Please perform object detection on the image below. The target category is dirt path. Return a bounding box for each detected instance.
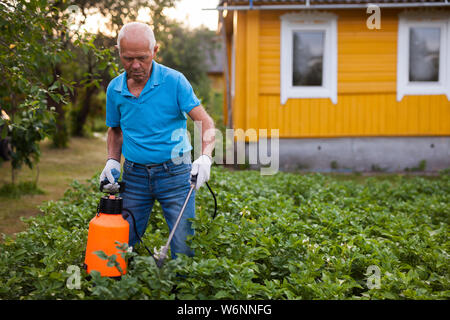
[0,135,108,238]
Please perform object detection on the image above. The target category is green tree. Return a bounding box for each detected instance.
[0,0,116,183]
[158,24,219,105]
[66,0,177,137]
[0,0,64,182]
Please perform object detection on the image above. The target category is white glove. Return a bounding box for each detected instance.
[100,159,121,192]
[190,155,212,190]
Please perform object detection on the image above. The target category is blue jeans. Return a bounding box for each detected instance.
[120,157,195,259]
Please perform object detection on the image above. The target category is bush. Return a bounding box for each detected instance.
[0,181,45,199]
[0,168,449,299]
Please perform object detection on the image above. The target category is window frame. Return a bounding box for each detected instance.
[280,12,338,105]
[397,12,450,101]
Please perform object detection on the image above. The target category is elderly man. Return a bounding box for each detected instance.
[100,22,215,259]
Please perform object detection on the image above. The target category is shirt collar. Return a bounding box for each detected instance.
[114,60,162,97]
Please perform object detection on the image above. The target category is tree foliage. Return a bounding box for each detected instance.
[0,0,63,176]
[0,0,218,183]
[0,0,118,179]
[158,23,219,106]
[65,0,178,137]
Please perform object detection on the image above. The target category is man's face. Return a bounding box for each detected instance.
[119,35,158,84]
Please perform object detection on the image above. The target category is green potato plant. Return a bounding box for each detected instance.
[0,168,448,300]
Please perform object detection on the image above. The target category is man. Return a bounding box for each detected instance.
[100,22,215,259]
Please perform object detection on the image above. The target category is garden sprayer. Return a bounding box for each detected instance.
[84,174,217,277]
[83,182,129,278]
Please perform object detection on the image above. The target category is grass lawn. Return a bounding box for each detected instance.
[0,134,109,237]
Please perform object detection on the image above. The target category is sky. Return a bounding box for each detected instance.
[164,0,220,31]
[80,0,220,35]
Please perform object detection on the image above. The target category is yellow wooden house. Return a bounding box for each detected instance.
[217,0,450,172]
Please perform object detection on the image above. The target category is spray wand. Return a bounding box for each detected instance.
[102,174,217,268]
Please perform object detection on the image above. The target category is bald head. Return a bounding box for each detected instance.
[117,22,159,84]
[117,22,156,54]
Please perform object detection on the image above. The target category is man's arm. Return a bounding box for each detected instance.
[188,105,215,159]
[107,126,123,162]
[188,105,215,190]
[99,126,123,187]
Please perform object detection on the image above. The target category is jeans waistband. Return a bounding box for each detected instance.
[125,153,191,169]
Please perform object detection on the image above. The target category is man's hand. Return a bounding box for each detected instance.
[187,106,214,191]
[100,159,121,192]
[191,155,212,190]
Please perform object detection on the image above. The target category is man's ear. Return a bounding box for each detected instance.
[152,44,159,57]
[114,44,120,54]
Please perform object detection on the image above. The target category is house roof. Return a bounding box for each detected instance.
[219,0,449,5]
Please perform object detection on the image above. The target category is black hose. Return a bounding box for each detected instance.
[122,207,153,256]
[121,180,217,258]
[205,181,218,219]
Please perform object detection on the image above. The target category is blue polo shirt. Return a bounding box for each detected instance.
[106,61,200,164]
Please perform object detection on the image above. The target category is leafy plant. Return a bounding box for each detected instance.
[0,0,120,181]
[0,168,448,300]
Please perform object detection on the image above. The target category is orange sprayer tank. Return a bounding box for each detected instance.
[84,194,129,277]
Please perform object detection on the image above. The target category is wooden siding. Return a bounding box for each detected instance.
[230,9,450,139]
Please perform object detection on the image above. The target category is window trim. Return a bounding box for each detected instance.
[397,11,450,101]
[280,12,338,105]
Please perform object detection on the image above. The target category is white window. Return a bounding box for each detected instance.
[280,12,338,105]
[397,12,450,101]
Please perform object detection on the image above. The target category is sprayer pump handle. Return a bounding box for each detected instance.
[190,174,197,186]
[100,181,126,194]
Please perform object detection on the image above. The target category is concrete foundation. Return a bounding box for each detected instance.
[236,137,450,173]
